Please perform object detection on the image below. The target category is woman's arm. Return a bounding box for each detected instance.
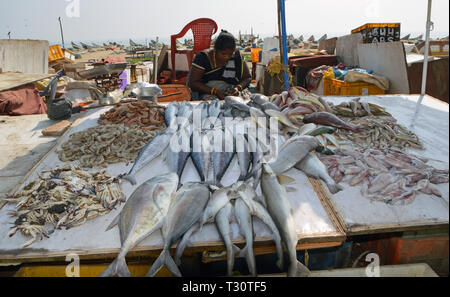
[187,66,227,99]
[230,62,252,95]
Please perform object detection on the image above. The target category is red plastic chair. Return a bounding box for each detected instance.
[171,18,218,82]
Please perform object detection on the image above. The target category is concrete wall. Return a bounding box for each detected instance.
[335,33,363,66]
[357,42,410,94]
[0,39,49,74]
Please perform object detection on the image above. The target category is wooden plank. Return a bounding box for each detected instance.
[0,231,345,265]
[0,73,54,92]
[308,177,347,234]
[346,220,449,236]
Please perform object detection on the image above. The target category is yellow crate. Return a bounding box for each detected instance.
[48,45,65,63]
[323,78,386,96]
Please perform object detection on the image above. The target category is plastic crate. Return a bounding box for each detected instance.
[351,23,401,43]
[48,45,64,63]
[323,78,386,96]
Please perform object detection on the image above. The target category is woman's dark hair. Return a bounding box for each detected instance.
[214,30,236,51]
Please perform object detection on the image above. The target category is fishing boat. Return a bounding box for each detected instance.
[71,42,82,50]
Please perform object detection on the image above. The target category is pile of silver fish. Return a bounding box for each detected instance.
[336,116,424,150]
[101,162,314,277]
[319,148,448,205]
[3,165,126,247]
[58,124,159,168]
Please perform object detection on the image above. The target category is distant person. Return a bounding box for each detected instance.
[187,30,251,100]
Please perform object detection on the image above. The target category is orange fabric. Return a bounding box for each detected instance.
[0,84,47,116]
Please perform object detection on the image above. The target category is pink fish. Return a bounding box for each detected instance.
[350,169,369,186]
[364,155,389,172]
[338,156,356,165]
[368,173,396,194]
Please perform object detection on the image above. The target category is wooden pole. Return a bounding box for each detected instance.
[58,17,65,49]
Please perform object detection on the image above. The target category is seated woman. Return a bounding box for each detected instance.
[187,30,252,100]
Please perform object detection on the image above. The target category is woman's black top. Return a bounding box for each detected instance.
[191,49,244,85]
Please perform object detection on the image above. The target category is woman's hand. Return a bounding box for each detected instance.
[230,87,240,96]
[216,89,227,100]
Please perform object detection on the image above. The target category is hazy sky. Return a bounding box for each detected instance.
[1,0,448,44]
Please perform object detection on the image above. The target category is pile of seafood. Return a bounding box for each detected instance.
[319,148,448,205]
[3,165,126,247]
[98,101,166,131]
[58,124,159,168]
[336,116,424,150]
[268,87,332,126]
[329,98,392,118]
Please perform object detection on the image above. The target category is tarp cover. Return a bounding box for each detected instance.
[0,84,47,116]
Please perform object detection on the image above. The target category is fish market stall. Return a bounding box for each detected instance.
[318,94,449,235]
[0,104,345,269]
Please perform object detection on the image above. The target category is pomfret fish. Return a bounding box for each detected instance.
[123,131,173,185]
[261,164,310,277]
[146,182,210,277]
[250,94,270,106]
[99,173,179,277]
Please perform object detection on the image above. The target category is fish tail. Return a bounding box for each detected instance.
[122,174,137,185]
[288,260,311,277]
[99,257,131,277]
[276,256,284,271]
[327,182,344,194]
[145,249,182,277]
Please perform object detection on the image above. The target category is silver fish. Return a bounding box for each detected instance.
[211,129,236,186]
[165,101,179,128]
[269,136,319,174]
[235,182,284,270]
[236,133,252,181]
[295,152,343,194]
[177,101,193,130]
[215,202,240,276]
[191,131,212,182]
[261,102,281,112]
[166,126,192,179]
[146,182,210,277]
[174,222,199,266]
[123,131,173,185]
[250,94,270,106]
[208,99,222,119]
[261,164,311,277]
[264,109,298,130]
[99,173,179,277]
[200,186,235,228]
[234,198,257,276]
